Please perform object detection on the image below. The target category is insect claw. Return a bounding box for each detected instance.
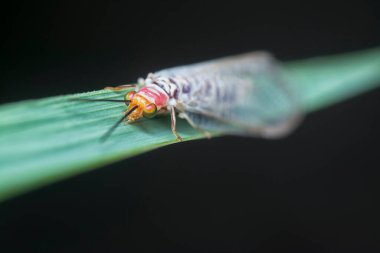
[176,135,183,142]
[202,131,212,139]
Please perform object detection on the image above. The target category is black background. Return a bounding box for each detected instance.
[1,0,380,252]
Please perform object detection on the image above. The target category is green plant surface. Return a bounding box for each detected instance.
[287,47,380,112]
[0,90,204,202]
[0,47,379,202]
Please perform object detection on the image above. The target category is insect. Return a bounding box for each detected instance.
[76,51,302,141]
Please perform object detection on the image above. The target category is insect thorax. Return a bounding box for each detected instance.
[144,73,178,99]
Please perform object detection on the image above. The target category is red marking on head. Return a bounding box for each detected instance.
[138,86,168,107]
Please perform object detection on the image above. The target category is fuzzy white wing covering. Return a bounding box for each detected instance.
[152,52,302,138]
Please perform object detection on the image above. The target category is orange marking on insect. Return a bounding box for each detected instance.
[125,94,152,121]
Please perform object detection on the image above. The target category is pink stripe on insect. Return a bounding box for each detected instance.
[138,86,168,108]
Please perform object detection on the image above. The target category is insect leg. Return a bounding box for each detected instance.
[169,106,183,141]
[178,112,212,139]
[104,84,137,91]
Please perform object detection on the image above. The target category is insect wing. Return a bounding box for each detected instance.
[157,52,302,138]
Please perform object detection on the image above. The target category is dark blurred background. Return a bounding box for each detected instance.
[0,0,379,252]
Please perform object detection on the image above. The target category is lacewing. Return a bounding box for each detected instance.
[75,52,302,141]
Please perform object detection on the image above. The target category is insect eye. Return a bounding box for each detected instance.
[125,91,136,101]
[143,103,157,118]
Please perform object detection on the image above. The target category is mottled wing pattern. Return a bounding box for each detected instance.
[154,52,302,138]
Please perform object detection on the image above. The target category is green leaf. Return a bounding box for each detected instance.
[0,47,379,202]
[0,90,204,202]
[286,47,380,112]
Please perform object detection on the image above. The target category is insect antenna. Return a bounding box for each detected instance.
[100,105,138,142]
[70,98,130,104]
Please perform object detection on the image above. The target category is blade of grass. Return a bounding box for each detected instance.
[0,90,204,202]
[0,47,379,202]
[286,47,380,112]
